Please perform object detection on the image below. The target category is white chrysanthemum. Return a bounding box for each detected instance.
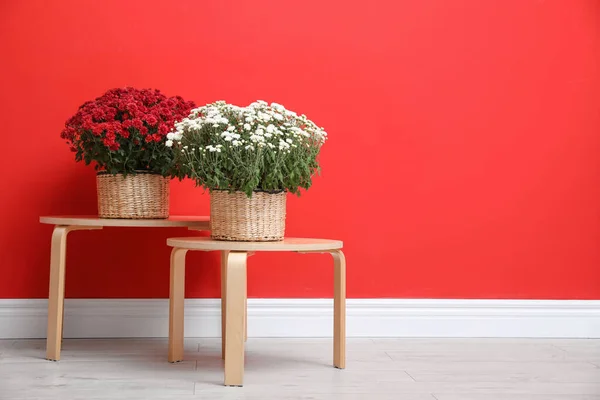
[165,140,173,147]
[258,112,271,121]
[278,139,291,150]
[174,100,326,191]
[249,100,267,108]
[271,102,285,111]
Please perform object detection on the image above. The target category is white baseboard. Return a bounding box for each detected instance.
[1,299,600,339]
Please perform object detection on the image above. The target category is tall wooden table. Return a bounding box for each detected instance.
[39,216,210,361]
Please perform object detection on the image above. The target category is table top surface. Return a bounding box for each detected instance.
[40,215,210,228]
[167,237,343,251]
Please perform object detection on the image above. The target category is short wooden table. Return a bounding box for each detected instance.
[166,237,346,386]
[40,216,210,361]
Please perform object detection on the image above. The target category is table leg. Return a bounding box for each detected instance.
[332,250,346,369]
[45,225,101,362]
[220,250,228,360]
[244,253,256,343]
[244,294,248,343]
[46,226,70,361]
[61,299,65,342]
[224,251,247,386]
[169,248,188,363]
[222,250,247,360]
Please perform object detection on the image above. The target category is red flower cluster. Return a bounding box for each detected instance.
[62,87,194,151]
[61,87,195,174]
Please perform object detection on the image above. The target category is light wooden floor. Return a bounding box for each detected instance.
[1,338,599,399]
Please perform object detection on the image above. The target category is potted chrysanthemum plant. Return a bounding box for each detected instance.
[168,100,327,241]
[61,87,195,218]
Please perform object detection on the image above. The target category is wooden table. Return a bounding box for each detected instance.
[39,216,210,361]
[166,237,346,386]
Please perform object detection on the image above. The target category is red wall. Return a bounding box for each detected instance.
[1,0,599,299]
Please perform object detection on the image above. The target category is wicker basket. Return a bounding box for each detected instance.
[210,190,286,241]
[96,172,169,219]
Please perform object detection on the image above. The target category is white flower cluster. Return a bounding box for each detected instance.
[165,100,327,155]
[165,127,182,148]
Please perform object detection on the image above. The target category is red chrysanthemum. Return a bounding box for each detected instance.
[60,87,195,175]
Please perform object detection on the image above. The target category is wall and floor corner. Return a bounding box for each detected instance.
[0,1,599,338]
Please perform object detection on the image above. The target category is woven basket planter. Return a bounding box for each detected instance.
[96,172,169,219]
[210,190,286,241]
